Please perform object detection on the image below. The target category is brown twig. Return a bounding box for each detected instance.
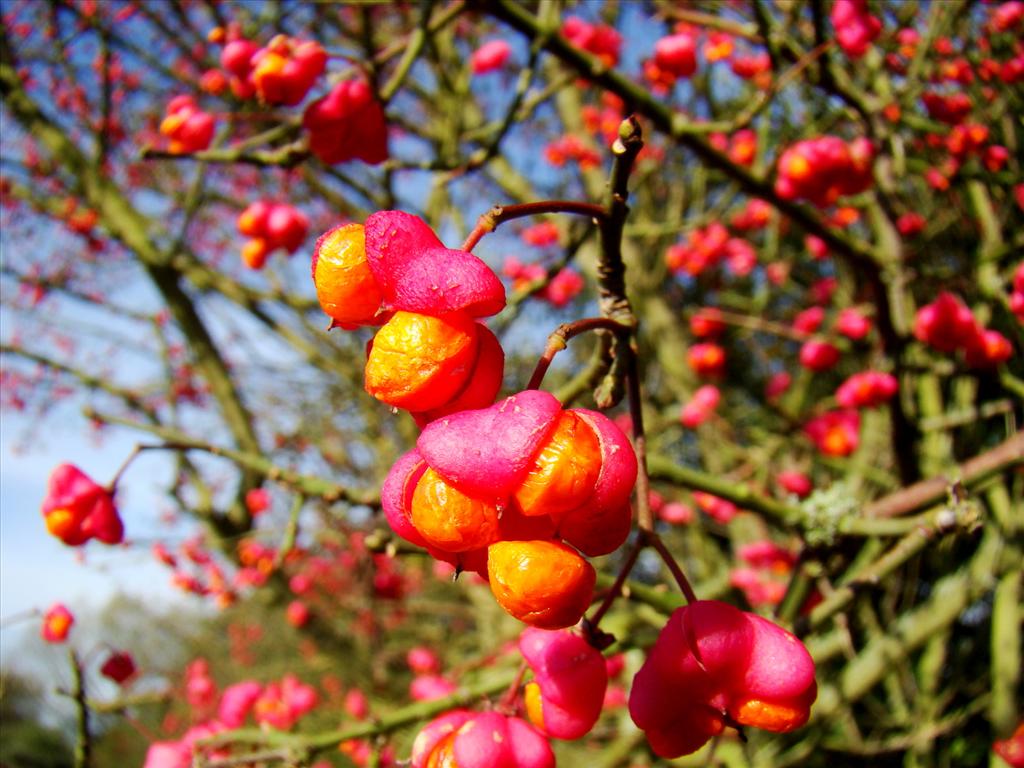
[864,432,1024,519]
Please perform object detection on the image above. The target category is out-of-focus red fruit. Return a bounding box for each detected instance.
[738,540,798,572]
[680,384,721,428]
[471,39,512,74]
[251,36,326,106]
[658,500,695,524]
[241,238,270,270]
[412,710,555,768]
[964,328,1013,368]
[303,79,388,165]
[835,371,898,408]
[688,342,726,377]
[793,306,825,334]
[245,488,270,517]
[237,202,308,266]
[776,470,813,499]
[690,307,725,338]
[993,722,1024,768]
[159,96,215,154]
[836,308,872,340]
[799,340,840,372]
[804,410,860,456]
[101,651,137,684]
[831,0,882,58]
[42,463,123,546]
[775,136,874,207]
[344,688,369,720]
[561,16,621,67]
[913,292,979,353]
[199,69,228,95]
[285,600,310,628]
[653,33,697,78]
[410,674,457,702]
[693,491,739,523]
[765,371,792,400]
[41,603,74,643]
[221,39,259,79]
[406,646,441,675]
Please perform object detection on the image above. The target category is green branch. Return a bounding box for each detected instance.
[85,411,379,507]
[647,454,800,526]
[201,673,514,752]
[800,501,981,634]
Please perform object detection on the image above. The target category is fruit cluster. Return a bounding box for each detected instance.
[220,34,326,105]
[502,257,584,308]
[646,31,698,85]
[249,36,327,106]
[680,384,721,428]
[1011,263,1024,322]
[804,409,861,456]
[207,27,387,165]
[830,0,882,59]
[304,206,821,760]
[236,201,309,269]
[561,15,622,67]
[159,95,215,154]
[100,651,137,684]
[665,221,757,278]
[303,78,389,166]
[914,291,1013,368]
[41,463,123,546]
[381,390,637,629]
[774,135,875,207]
[312,211,506,424]
[629,600,817,758]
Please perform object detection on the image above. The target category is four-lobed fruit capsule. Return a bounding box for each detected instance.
[383,390,637,628]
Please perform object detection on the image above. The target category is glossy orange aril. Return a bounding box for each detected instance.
[513,411,601,517]
[487,540,595,629]
[364,311,479,411]
[313,224,384,327]
[411,468,501,553]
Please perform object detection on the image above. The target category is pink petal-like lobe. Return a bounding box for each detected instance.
[417,391,562,500]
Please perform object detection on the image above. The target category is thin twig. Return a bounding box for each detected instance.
[69,651,92,768]
[526,317,631,391]
[648,534,698,605]
[586,536,644,629]
[461,200,607,252]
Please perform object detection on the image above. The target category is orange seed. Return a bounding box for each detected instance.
[410,468,500,553]
[513,411,601,517]
[365,311,479,411]
[487,540,595,629]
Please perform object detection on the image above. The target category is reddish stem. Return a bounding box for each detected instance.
[649,534,699,605]
[586,535,644,631]
[106,444,144,493]
[497,661,529,713]
[461,200,607,252]
[526,317,630,391]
